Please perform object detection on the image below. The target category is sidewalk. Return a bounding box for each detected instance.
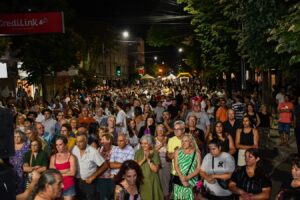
[263,128,297,199]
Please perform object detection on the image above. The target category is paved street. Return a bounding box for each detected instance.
[263,128,297,199]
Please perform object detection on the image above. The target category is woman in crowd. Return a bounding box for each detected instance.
[16,113,26,131]
[258,104,273,148]
[23,138,48,187]
[114,160,143,200]
[229,148,271,200]
[60,123,76,151]
[49,135,76,200]
[173,134,201,200]
[127,119,139,149]
[143,103,154,120]
[64,108,75,122]
[200,139,235,199]
[9,130,29,194]
[235,116,259,166]
[134,106,145,132]
[134,135,164,200]
[69,118,78,136]
[155,124,171,199]
[277,157,300,199]
[206,99,216,130]
[245,103,261,128]
[97,133,116,200]
[138,115,156,138]
[208,121,236,156]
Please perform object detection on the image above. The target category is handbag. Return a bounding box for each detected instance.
[173,151,196,186]
[212,156,229,189]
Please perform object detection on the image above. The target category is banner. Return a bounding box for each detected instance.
[0,12,64,35]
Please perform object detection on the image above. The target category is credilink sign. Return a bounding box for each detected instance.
[0,12,65,35]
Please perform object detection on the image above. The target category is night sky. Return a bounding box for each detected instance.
[69,0,191,67]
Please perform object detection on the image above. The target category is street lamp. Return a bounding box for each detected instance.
[178,48,183,53]
[154,56,158,61]
[122,31,129,39]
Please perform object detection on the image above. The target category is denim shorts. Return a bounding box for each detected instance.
[63,185,76,197]
[278,122,291,134]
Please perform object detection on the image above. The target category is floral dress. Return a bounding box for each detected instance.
[9,143,29,194]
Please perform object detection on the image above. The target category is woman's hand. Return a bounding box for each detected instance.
[144,150,150,160]
[206,175,216,184]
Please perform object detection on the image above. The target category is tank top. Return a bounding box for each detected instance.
[240,129,254,146]
[54,153,75,190]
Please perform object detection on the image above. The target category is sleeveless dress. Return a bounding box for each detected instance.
[54,154,75,191]
[238,129,254,166]
[174,148,198,200]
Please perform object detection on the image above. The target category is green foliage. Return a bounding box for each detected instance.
[13,29,84,85]
[70,68,98,90]
[147,25,186,47]
[0,38,10,57]
[269,2,300,65]
[178,0,240,78]
[228,0,288,69]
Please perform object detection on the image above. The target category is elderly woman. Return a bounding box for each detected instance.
[155,124,171,199]
[9,130,29,194]
[173,134,201,200]
[200,138,235,199]
[134,135,164,200]
[229,148,271,200]
[23,138,48,187]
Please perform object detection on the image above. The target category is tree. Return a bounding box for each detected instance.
[177,0,240,94]
[3,0,85,100]
[12,29,84,100]
[269,2,300,66]
[0,38,10,57]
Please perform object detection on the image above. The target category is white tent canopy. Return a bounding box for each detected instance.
[141,74,155,80]
[166,73,176,80]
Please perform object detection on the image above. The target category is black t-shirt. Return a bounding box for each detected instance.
[223,120,242,141]
[231,166,272,194]
[258,112,271,128]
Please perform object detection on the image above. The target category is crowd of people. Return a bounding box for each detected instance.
[1,80,300,200]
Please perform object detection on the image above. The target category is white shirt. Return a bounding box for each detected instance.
[201,152,235,196]
[42,118,56,135]
[72,145,105,180]
[116,109,127,133]
[110,144,134,175]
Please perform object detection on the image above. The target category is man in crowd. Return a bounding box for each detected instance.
[232,95,245,121]
[278,94,294,146]
[42,109,56,136]
[167,120,186,191]
[115,101,128,133]
[162,110,174,137]
[109,133,134,176]
[223,109,241,141]
[32,169,63,200]
[216,98,228,123]
[186,100,210,138]
[72,133,108,200]
[94,107,108,126]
